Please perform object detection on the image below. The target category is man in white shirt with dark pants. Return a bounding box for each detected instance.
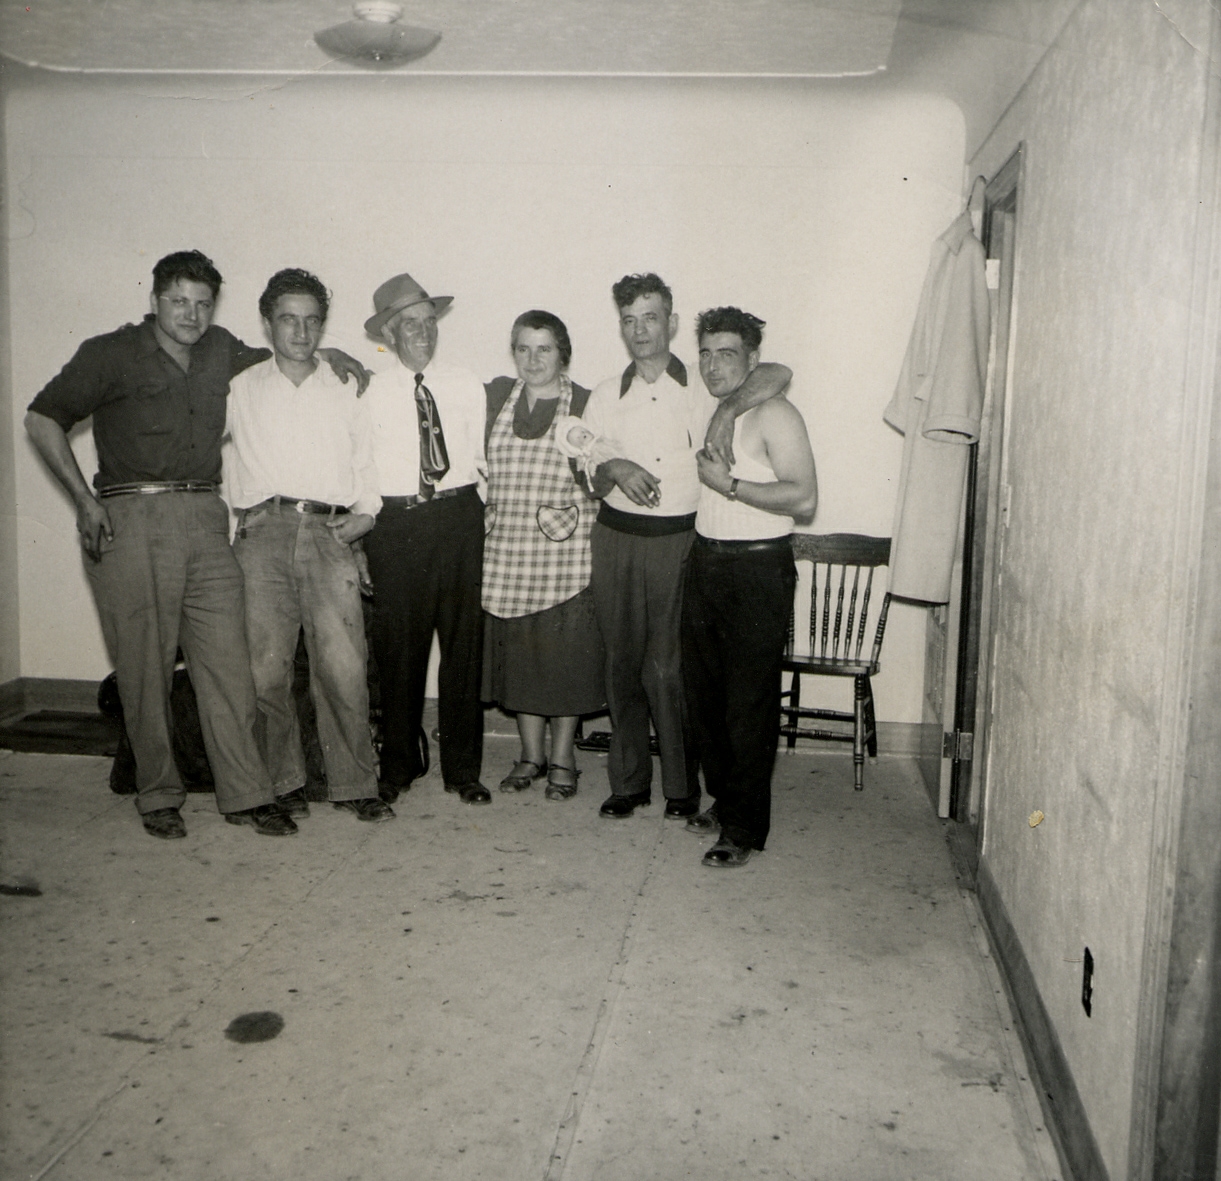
[224,268,390,823]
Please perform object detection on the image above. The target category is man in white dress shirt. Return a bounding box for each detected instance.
[224,268,390,823]
[360,273,491,805]
[583,273,793,821]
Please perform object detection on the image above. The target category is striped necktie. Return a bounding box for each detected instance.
[414,372,450,500]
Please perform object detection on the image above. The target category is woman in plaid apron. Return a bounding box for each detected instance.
[482,311,605,799]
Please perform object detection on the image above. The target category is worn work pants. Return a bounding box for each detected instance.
[85,492,274,816]
[681,536,795,850]
[363,488,485,789]
[590,522,698,800]
[233,504,377,803]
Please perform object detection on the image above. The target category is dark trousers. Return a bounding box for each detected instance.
[363,488,484,787]
[590,522,697,799]
[681,537,796,850]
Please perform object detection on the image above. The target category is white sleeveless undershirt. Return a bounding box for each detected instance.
[695,414,793,541]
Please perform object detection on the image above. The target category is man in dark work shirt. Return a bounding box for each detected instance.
[25,250,367,840]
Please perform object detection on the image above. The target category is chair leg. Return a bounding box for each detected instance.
[853,675,866,791]
[784,671,800,750]
[862,674,878,759]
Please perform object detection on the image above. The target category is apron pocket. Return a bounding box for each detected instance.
[537,504,578,542]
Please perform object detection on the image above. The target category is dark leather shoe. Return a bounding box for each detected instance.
[334,797,396,822]
[664,797,700,819]
[599,790,652,819]
[702,836,754,868]
[445,781,492,805]
[142,807,186,839]
[685,808,719,834]
[276,788,309,818]
[225,803,299,836]
[378,779,410,804]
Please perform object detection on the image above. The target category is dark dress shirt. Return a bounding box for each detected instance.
[28,315,268,490]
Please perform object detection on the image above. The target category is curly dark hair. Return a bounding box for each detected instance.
[257,269,330,323]
[152,250,223,299]
[611,272,673,317]
[510,309,572,368]
[695,306,766,352]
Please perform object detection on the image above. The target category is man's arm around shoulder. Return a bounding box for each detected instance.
[704,362,792,465]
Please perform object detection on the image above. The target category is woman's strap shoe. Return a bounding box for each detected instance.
[544,765,581,800]
[499,760,547,792]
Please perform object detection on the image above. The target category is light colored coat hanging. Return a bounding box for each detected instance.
[884,210,990,603]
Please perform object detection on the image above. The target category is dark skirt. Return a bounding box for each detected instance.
[482,586,606,717]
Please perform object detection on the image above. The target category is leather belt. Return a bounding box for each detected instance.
[382,484,476,509]
[252,495,349,516]
[694,535,792,553]
[99,480,217,499]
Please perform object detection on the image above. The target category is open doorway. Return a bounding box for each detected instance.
[921,147,1023,837]
[946,147,1024,834]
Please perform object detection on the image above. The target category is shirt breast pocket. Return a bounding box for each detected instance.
[133,385,172,435]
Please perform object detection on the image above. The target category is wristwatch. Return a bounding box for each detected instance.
[726,478,739,501]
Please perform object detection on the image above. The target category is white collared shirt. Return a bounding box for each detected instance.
[583,357,714,516]
[362,358,488,497]
[222,357,382,517]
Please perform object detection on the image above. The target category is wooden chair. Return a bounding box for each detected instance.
[779,534,892,790]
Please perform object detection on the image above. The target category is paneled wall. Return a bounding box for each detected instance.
[968,2,1215,1175]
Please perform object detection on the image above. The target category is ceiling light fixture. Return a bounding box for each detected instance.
[315,2,441,68]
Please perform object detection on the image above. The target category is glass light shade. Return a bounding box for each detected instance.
[315,4,441,67]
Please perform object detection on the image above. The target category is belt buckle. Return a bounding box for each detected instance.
[295,500,308,514]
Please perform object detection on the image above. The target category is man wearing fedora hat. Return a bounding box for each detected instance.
[361,273,491,805]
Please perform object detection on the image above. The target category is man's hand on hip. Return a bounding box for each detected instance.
[76,496,113,562]
[327,512,375,545]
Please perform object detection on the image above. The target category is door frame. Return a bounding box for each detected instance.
[947,146,1024,833]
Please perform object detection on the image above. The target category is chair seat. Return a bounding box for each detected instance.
[781,656,879,677]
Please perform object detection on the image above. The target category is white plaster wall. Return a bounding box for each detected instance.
[969,2,1213,1174]
[6,69,964,721]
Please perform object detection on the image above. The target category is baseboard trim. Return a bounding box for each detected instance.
[976,859,1109,1181]
[2,683,925,757]
[0,677,101,720]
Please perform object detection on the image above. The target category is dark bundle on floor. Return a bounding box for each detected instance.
[98,661,214,794]
[99,624,385,799]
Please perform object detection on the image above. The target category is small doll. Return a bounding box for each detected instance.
[554,415,625,477]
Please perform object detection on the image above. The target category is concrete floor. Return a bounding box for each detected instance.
[1,734,1065,1181]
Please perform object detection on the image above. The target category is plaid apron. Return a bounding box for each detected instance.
[482,376,595,619]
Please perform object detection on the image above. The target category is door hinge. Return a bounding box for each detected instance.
[943,730,974,761]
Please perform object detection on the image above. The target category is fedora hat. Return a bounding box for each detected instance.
[364,272,453,336]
